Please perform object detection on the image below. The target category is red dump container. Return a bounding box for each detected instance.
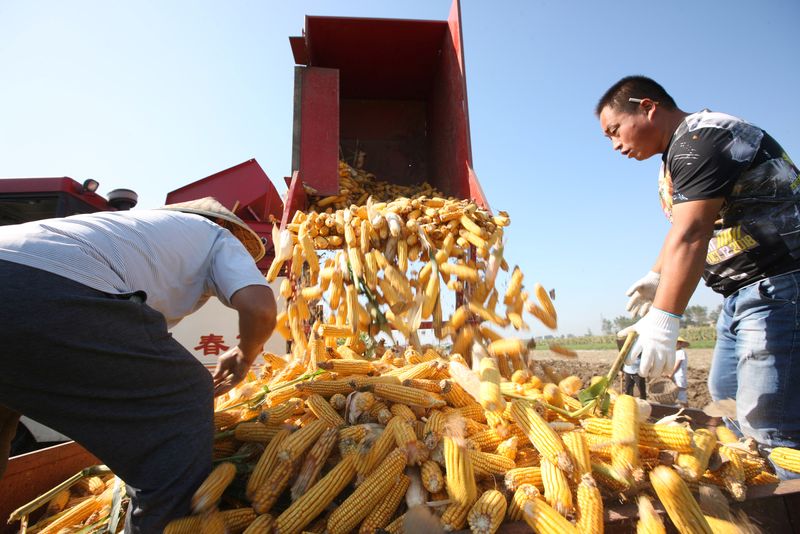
[282,0,489,227]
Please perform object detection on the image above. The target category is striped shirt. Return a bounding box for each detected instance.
[0,210,268,327]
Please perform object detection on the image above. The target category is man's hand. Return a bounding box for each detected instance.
[212,346,252,397]
[625,271,661,317]
[618,307,680,378]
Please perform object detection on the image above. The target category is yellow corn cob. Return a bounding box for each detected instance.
[296,379,356,397]
[191,462,237,513]
[421,459,445,493]
[305,394,345,427]
[443,381,478,408]
[542,383,565,409]
[510,400,574,475]
[717,445,746,501]
[372,383,446,408]
[345,283,359,334]
[252,459,296,513]
[317,323,357,339]
[548,343,577,358]
[356,417,400,477]
[72,475,105,496]
[521,497,578,534]
[439,261,480,282]
[234,422,281,442]
[503,267,524,305]
[242,514,275,534]
[444,436,479,507]
[391,415,429,465]
[469,428,507,452]
[39,490,107,534]
[749,471,780,485]
[220,508,257,532]
[506,483,542,521]
[505,466,544,491]
[382,512,407,534]
[591,460,630,492]
[329,266,344,310]
[278,419,329,463]
[715,425,740,444]
[533,282,557,320]
[612,394,640,485]
[526,301,557,330]
[515,447,541,468]
[479,357,506,412]
[676,429,716,482]
[467,489,507,534]
[298,222,320,274]
[468,302,509,327]
[246,428,290,499]
[650,466,713,534]
[558,375,583,397]
[213,410,240,431]
[275,454,356,534]
[45,489,71,514]
[290,427,338,501]
[576,474,603,534]
[469,449,516,478]
[328,448,408,534]
[562,431,591,482]
[580,418,694,452]
[358,474,410,534]
[334,344,362,359]
[406,378,445,394]
[741,456,768,482]
[329,392,346,411]
[495,436,519,460]
[453,402,487,423]
[164,515,206,534]
[636,494,666,534]
[769,446,800,473]
[441,501,472,531]
[369,400,393,425]
[451,326,475,363]
[540,458,573,517]
[390,403,417,422]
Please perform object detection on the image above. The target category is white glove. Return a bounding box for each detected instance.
[625,271,661,318]
[617,307,680,378]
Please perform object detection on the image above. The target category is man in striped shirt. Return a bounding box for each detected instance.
[0,197,277,532]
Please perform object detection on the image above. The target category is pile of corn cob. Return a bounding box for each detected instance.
[14,161,800,534]
[304,160,447,212]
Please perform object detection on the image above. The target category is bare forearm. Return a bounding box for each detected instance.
[652,198,722,316]
[652,227,710,315]
[231,286,277,363]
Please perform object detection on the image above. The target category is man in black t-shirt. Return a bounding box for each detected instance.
[596,76,800,477]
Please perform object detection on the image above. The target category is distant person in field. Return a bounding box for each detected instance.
[597,75,800,478]
[620,335,647,400]
[667,337,690,407]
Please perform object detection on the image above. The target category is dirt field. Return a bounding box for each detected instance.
[537,348,714,409]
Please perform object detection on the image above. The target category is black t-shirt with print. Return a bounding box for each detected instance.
[659,110,800,296]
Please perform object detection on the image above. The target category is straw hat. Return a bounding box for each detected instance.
[677,336,690,346]
[160,197,265,261]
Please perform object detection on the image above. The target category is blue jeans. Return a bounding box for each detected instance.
[708,270,800,479]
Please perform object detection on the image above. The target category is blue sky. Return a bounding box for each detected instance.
[1,0,798,336]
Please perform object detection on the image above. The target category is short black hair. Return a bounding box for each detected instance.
[595,75,677,116]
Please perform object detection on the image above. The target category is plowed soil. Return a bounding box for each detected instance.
[537,348,714,409]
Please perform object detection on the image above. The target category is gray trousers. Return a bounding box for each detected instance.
[0,260,213,533]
